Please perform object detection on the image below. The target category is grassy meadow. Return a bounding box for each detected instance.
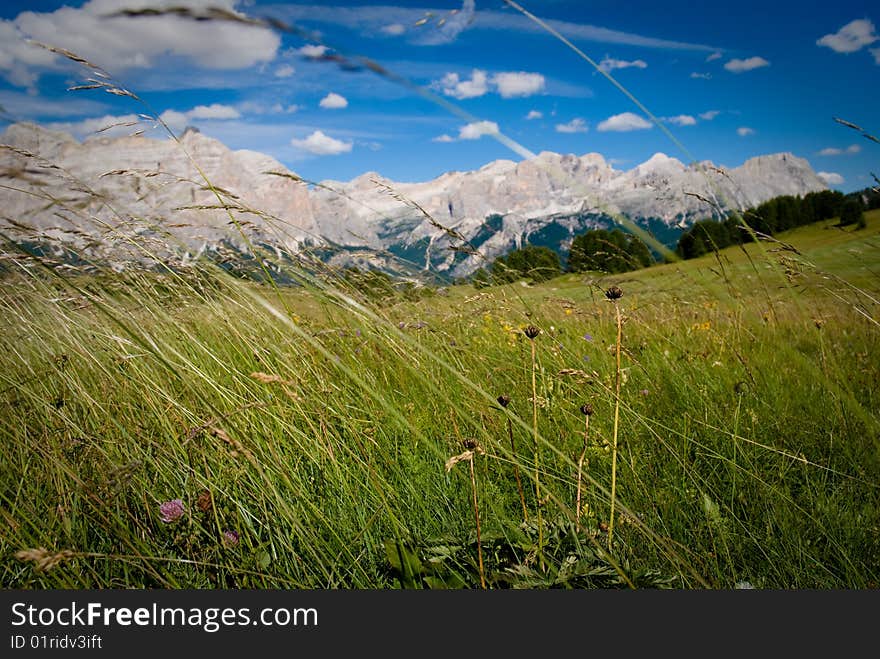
[2,211,878,589]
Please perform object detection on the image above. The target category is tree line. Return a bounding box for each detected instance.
[471,227,655,288]
[470,187,875,287]
[676,189,871,259]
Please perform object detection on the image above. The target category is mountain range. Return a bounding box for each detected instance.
[0,122,828,277]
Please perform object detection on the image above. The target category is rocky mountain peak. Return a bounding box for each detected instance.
[1,121,828,277]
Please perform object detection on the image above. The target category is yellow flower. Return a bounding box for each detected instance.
[564,308,573,316]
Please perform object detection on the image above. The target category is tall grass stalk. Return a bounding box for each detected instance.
[607,287,624,551]
[468,450,486,589]
[576,404,593,522]
[524,325,544,571]
[499,395,529,524]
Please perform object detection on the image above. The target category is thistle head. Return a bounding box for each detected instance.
[604,286,623,301]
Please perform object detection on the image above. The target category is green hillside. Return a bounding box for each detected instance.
[1,210,878,589]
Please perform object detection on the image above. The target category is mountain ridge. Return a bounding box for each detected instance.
[0,121,828,276]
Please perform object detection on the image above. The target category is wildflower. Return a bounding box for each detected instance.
[222,530,240,547]
[158,499,185,523]
[639,389,649,396]
[604,286,623,301]
[524,325,540,339]
[564,308,573,316]
[582,333,593,342]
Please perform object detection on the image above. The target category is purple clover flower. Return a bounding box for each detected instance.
[582,333,593,342]
[222,530,240,547]
[158,499,185,523]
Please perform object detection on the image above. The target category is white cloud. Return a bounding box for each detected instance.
[0,89,108,118]
[665,115,697,126]
[555,118,588,133]
[737,127,755,136]
[274,64,295,78]
[299,44,329,58]
[319,92,348,109]
[690,72,711,79]
[159,110,189,132]
[492,71,545,98]
[413,0,476,45]
[0,22,57,89]
[818,144,861,156]
[817,171,844,185]
[432,134,455,143]
[724,56,770,73]
[699,110,721,121]
[437,69,489,99]
[0,0,280,89]
[817,19,878,53]
[435,69,545,99]
[237,101,298,115]
[597,112,652,132]
[598,56,648,73]
[272,4,720,52]
[525,110,543,120]
[187,104,241,120]
[159,104,240,131]
[291,130,352,155]
[458,120,499,140]
[381,23,406,36]
[47,113,146,138]
[706,52,722,62]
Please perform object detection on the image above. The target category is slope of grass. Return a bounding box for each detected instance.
[1,212,878,589]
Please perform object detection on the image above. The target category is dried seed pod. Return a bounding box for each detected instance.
[497,394,511,408]
[524,325,540,339]
[196,489,213,514]
[580,403,594,416]
[604,286,623,301]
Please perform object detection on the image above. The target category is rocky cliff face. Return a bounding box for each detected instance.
[0,122,828,276]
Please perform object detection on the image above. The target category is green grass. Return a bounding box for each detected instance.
[1,211,879,589]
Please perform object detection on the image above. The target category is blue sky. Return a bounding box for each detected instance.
[0,1,877,191]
